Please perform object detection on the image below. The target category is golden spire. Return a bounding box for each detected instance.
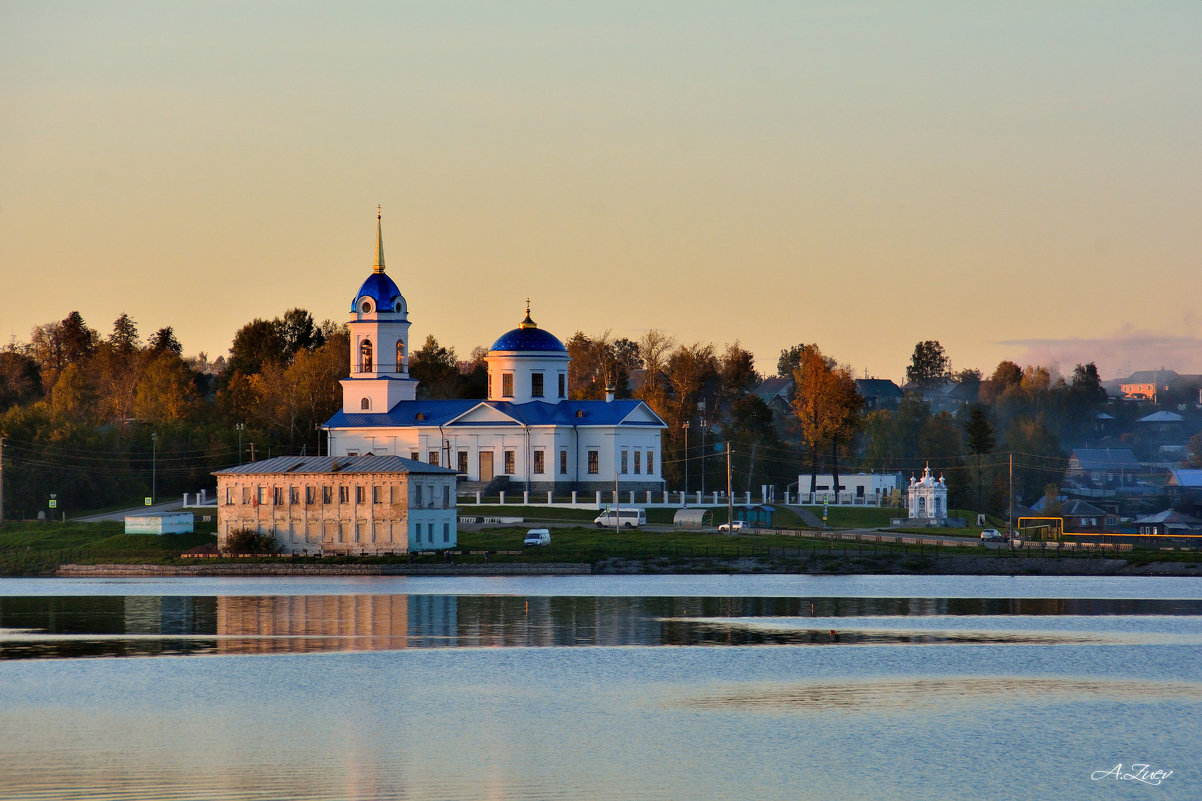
[519,297,537,329]
[373,205,386,273]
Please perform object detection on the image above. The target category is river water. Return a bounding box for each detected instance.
[0,575,1199,800]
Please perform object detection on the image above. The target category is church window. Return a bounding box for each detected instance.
[428,450,439,466]
[396,341,406,373]
[587,450,599,474]
[458,450,468,473]
[531,372,544,397]
[533,450,545,474]
[633,451,641,474]
[410,451,419,461]
[560,450,568,475]
[646,450,654,474]
[558,373,566,398]
[620,451,628,474]
[502,373,514,397]
[360,339,373,372]
[360,398,370,410]
[361,299,373,313]
[504,450,515,474]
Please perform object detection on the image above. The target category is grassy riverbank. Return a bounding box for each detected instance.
[4,519,1200,577]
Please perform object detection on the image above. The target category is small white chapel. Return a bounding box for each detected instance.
[322,213,668,494]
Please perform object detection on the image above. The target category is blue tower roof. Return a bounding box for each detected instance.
[489,304,566,352]
[352,271,404,311]
[490,326,566,353]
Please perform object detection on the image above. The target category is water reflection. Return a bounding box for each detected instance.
[2,594,1201,660]
[682,676,1202,713]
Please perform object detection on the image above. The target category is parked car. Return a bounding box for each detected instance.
[980,528,1003,542]
[719,520,748,533]
[523,529,551,546]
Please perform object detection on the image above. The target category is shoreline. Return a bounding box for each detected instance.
[50,554,1202,578]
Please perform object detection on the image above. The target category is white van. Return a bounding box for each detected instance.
[594,508,646,529]
[523,528,551,546]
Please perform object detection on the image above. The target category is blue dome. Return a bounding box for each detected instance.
[490,326,566,353]
[352,272,404,312]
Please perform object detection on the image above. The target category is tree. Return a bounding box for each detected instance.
[227,318,286,376]
[964,405,995,511]
[50,362,98,424]
[409,335,460,399]
[980,360,1023,405]
[906,340,950,386]
[1185,432,1202,469]
[777,344,807,378]
[148,326,182,356]
[0,349,42,410]
[791,345,860,495]
[109,314,140,356]
[133,352,198,422]
[279,307,324,357]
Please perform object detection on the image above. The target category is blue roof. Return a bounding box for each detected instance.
[325,399,665,429]
[352,271,404,311]
[489,326,566,353]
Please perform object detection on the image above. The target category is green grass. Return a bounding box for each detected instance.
[0,520,218,575]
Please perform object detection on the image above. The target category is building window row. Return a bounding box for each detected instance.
[225,482,450,509]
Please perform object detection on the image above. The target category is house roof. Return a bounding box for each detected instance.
[1060,499,1110,517]
[1137,411,1185,423]
[855,378,903,399]
[1133,509,1202,525]
[1168,469,1202,489]
[1121,369,1179,385]
[755,376,794,400]
[213,455,458,477]
[1069,448,1140,471]
[325,398,668,430]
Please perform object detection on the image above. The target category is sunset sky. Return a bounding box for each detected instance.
[3,2,1200,382]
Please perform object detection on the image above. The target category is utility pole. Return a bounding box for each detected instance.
[1009,452,1014,542]
[0,436,5,525]
[682,421,689,504]
[726,441,733,533]
[151,432,158,503]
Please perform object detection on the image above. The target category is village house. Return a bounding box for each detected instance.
[212,455,458,555]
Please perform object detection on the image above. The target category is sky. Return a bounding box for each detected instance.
[2,2,1200,383]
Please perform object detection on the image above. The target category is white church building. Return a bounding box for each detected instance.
[323,214,668,494]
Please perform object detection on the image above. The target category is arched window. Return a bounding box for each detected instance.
[396,340,406,373]
[360,397,371,410]
[917,496,926,516]
[361,339,373,373]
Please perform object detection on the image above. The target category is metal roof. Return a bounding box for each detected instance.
[489,326,567,353]
[324,398,667,429]
[213,454,458,477]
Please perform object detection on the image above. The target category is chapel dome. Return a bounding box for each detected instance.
[489,305,566,353]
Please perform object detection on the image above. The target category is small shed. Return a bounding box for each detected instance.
[673,508,713,528]
[124,512,194,535]
[733,505,774,527]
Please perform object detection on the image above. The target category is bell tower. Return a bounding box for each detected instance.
[340,208,419,413]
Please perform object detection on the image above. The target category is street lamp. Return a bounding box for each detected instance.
[235,423,245,464]
[699,419,707,499]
